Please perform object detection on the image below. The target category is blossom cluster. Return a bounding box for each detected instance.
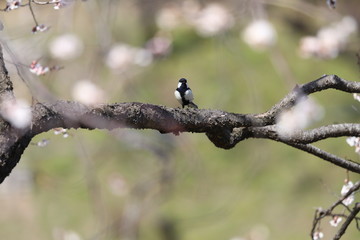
[156,2,234,37]
[346,94,360,154]
[299,16,357,59]
[5,0,69,11]
[29,60,62,76]
[340,180,355,206]
[4,0,21,11]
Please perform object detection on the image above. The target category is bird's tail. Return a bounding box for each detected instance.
[188,102,198,109]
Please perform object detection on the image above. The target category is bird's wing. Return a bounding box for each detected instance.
[184,89,194,101]
[174,90,183,103]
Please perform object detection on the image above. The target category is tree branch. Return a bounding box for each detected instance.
[0,44,14,102]
[0,39,360,182]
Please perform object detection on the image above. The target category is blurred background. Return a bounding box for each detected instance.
[0,0,359,239]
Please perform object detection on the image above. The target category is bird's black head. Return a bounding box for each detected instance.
[179,78,187,83]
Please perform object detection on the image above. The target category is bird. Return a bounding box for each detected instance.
[174,78,198,108]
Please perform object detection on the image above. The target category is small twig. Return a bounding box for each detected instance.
[277,142,360,174]
[32,0,60,5]
[333,203,360,240]
[310,182,360,239]
[28,0,39,26]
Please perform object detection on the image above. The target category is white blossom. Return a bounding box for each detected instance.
[105,43,153,71]
[190,3,234,37]
[346,137,360,154]
[329,216,342,227]
[346,137,359,147]
[299,16,357,59]
[5,0,21,11]
[52,0,70,10]
[54,128,66,135]
[146,33,172,57]
[37,139,50,147]
[53,128,70,138]
[0,99,32,129]
[29,61,50,76]
[277,96,324,137]
[156,5,182,30]
[106,44,134,70]
[72,80,105,106]
[299,37,321,58]
[49,34,84,60]
[313,231,324,240]
[353,93,360,102]
[32,24,50,33]
[133,48,153,67]
[242,19,277,50]
[341,181,355,206]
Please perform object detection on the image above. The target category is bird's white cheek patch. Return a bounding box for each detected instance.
[184,89,194,101]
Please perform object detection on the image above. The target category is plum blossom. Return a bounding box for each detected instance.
[49,34,84,60]
[189,3,234,37]
[53,128,69,138]
[353,93,360,102]
[346,137,360,154]
[5,0,21,11]
[36,139,50,147]
[0,99,32,129]
[299,16,357,59]
[72,80,105,106]
[105,43,153,71]
[313,231,324,240]
[242,19,277,50]
[156,5,182,30]
[145,33,172,57]
[277,96,324,137]
[29,60,50,76]
[52,0,70,9]
[341,180,355,206]
[32,24,50,33]
[329,216,342,227]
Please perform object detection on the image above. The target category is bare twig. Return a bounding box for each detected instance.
[28,0,39,26]
[310,181,360,239]
[333,203,360,240]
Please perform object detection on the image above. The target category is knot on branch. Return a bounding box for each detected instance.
[206,127,249,149]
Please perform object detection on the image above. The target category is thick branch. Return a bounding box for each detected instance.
[30,101,259,135]
[0,44,14,102]
[1,58,360,182]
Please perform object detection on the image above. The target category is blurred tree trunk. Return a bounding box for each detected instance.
[135,0,171,39]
